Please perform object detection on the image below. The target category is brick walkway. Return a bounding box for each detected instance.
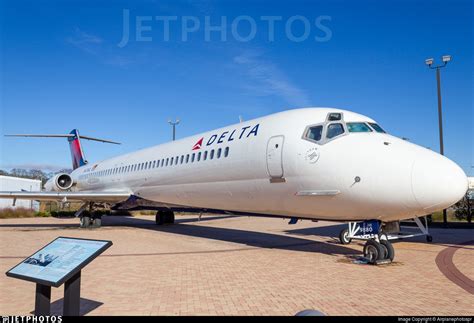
[0,215,472,316]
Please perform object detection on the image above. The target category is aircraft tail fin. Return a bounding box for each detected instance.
[5,129,120,170]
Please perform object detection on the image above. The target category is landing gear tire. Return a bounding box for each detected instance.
[363,240,384,264]
[426,235,433,243]
[339,228,352,245]
[156,211,175,225]
[80,216,91,228]
[380,240,395,261]
[155,211,166,225]
[165,211,175,224]
[92,217,102,228]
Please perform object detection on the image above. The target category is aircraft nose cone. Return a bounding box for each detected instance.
[411,154,468,212]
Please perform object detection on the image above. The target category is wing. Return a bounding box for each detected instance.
[0,191,131,203]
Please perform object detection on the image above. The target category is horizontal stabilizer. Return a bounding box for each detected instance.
[5,134,121,145]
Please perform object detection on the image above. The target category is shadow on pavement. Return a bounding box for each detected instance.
[100,216,360,257]
[29,297,103,316]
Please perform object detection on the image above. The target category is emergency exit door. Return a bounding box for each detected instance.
[266,136,284,178]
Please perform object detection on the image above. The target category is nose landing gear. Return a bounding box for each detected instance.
[339,220,397,264]
[339,217,432,264]
[362,237,395,264]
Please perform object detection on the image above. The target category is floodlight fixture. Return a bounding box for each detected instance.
[442,55,452,63]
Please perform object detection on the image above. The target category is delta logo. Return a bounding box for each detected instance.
[191,124,260,150]
[192,138,203,150]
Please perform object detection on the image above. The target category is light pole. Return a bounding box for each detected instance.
[425,55,452,226]
[168,119,180,141]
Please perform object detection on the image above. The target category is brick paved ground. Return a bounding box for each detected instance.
[0,215,472,316]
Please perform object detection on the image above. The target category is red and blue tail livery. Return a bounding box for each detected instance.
[68,129,87,169]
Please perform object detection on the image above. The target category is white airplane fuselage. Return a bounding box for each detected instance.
[66,108,468,222]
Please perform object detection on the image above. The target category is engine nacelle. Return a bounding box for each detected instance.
[44,173,74,191]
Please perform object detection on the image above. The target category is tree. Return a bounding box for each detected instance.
[454,192,473,223]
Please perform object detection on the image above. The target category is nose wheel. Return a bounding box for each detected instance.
[380,239,395,261]
[363,239,394,264]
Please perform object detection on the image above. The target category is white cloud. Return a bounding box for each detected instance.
[66,27,103,54]
[233,50,310,107]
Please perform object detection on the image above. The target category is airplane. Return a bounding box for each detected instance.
[1,107,468,264]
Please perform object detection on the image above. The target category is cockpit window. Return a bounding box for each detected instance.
[306,125,323,141]
[347,122,373,133]
[368,122,386,133]
[327,113,342,121]
[326,123,345,139]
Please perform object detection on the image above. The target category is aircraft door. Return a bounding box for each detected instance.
[266,136,284,178]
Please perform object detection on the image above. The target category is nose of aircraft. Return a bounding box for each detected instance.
[411,153,468,212]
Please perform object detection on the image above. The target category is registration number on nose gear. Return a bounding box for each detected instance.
[356,220,380,235]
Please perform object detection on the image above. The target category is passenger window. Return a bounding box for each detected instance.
[186,154,189,163]
[306,125,323,141]
[369,122,386,133]
[166,158,169,166]
[204,151,208,160]
[191,153,195,162]
[347,122,372,133]
[175,156,179,165]
[198,152,201,161]
[217,148,222,159]
[224,147,229,157]
[180,155,184,164]
[170,157,174,165]
[326,123,345,139]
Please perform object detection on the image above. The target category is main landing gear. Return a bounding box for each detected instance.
[155,210,175,225]
[79,211,102,228]
[78,202,105,228]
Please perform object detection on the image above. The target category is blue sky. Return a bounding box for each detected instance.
[0,0,472,174]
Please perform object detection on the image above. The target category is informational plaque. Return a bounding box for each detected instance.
[6,237,112,288]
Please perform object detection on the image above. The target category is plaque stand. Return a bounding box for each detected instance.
[34,270,82,316]
[6,237,112,317]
